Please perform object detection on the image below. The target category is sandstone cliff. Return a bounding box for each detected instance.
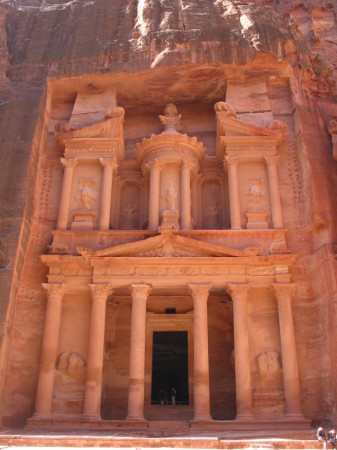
[0,0,337,428]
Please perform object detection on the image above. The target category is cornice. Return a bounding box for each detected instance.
[135,132,206,166]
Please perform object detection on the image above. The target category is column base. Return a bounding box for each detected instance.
[192,415,213,422]
[235,413,255,421]
[83,413,101,421]
[284,413,307,421]
[126,416,147,422]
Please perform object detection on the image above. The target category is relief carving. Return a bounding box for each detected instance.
[121,203,138,229]
[246,178,265,205]
[165,182,178,212]
[214,102,237,119]
[77,179,96,211]
[57,351,86,382]
[159,103,182,134]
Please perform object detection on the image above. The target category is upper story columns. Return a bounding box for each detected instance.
[136,105,205,232]
[215,102,287,231]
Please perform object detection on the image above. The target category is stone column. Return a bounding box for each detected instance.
[273,283,304,418]
[197,178,203,228]
[226,283,254,419]
[219,179,225,229]
[57,158,77,230]
[189,284,212,421]
[84,284,113,419]
[225,156,241,230]
[139,178,149,229]
[148,160,161,230]
[181,161,193,230]
[34,283,64,416]
[265,156,284,229]
[191,175,198,228]
[127,284,151,420]
[111,177,123,229]
[99,157,117,230]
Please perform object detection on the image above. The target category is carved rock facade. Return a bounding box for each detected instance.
[0,0,337,432]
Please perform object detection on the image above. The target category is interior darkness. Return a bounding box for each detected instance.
[151,331,189,405]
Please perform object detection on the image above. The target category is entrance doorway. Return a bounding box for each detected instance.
[151,331,189,405]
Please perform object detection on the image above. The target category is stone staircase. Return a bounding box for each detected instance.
[145,404,193,421]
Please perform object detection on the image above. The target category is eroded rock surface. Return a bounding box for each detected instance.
[0,0,337,430]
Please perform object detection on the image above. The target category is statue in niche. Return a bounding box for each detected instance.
[165,183,177,212]
[122,203,138,229]
[78,179,96,210]
[159,103,182,134]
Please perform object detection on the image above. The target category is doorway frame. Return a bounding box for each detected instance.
[145,313,194,414]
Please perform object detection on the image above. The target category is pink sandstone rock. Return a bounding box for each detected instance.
[0,0,336,433]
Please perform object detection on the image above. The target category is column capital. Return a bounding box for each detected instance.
[226,283,249,299]
[42,283,65,298]
[99,157,118,169]
[225,155,240,166]
[130,283,152,299]
[273,283,296,299]
[188,284,212,300]
[89,283,114,299]
[145,158,162,171]
[60,157,78,169]
[181,160,196,171]
[264,155,280,166]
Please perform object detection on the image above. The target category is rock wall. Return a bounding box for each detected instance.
[0,0,337,428]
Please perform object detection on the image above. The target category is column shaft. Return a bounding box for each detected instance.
[273,283,303,417]
[191,176,198,229]
[181,162,192,230]
[84,284,113,418]
[227,284,254,419]
[111,178,122,229]
[127,284,151,420]
[265,156,284,229]
[148,161,161,230]
[189,284,211,421]
[35,283,64,416]
[225,157,241,229]
[99,158,116,230]
[57,158,77,230]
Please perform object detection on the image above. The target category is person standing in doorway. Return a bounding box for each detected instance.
[171,387,176,406]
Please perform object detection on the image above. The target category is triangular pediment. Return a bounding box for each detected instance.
[77,232,255,258]
[216,114,286,140]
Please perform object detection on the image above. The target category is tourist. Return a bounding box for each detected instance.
[328,430,337,450]
[317,427,327,450]
[171,387,176,406]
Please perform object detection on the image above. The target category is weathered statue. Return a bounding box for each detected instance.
[165,183,177,211]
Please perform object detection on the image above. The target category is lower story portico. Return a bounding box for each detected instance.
[28,233,310,431]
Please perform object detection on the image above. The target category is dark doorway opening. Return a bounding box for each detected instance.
[151,331,189,405]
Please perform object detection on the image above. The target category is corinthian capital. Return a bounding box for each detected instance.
[89,283,114,300]
[225,155,240,167]
[264,155,280,166]
[130,284,152,300]
[99,157,118,169]
[226,283,249,300]
[272,283,296,300]
[188,284,212,301]
[42,283,65,298]
[60,157,78,169]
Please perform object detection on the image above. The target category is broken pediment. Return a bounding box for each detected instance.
[214,102,287,161]
[54,107,125,161]
[77,232,257,258]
